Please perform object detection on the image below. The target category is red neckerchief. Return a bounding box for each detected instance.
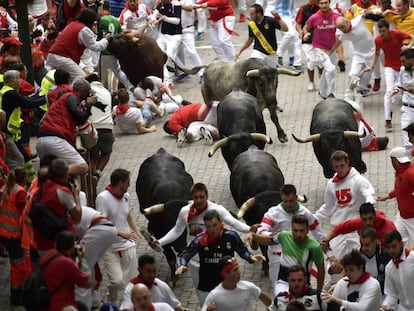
[106,185,124,200]
[347,271,370,287]
[393,248,411,268]
[285,284,310,300]
[200,226,224,246]
[332,167,352,183]
[130,275,158,289]
[116,104,130,116]
[187,203,208,222]
[354,112,374,134]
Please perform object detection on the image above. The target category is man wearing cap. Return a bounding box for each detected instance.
[120,254,185,311]
[378,146,414,246]
[202,256,272,311]
[37,79,103,176]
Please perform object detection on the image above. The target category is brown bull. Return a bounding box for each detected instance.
[107,34,167,86]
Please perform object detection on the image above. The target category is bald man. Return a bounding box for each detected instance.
[330,15,375,100]
[131,284,175,311]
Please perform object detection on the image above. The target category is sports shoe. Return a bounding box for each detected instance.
[175,73,188,82]
[177,128,187,147]
[372,78,381,92]
[195,32,204,41]
[338,60,346,72]
[239,13,246,22]
[349,76,360,90]
[307,82,315,92]
[385,120,392,132]
[200,126,213,145]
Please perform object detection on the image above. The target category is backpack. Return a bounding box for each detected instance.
[29,186,68,239]
[22,253,63,311]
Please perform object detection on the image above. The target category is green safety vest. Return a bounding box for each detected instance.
[0,85,23,142]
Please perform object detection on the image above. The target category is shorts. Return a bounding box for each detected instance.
[36,136,86,165]
[89,131,115,159]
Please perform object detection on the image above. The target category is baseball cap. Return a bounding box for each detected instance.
[99,302,119,311]
[389,147,410,163]
[2,37,22,47]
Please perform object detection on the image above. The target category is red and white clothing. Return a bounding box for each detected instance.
[113,105,145,134]
[46,21,108,81]
[146,303,175,311]
[0,10,17,30]
[305,9,340,98]
[315,167,376,258]
[119,1,151,33]
[121,276,182,310]
[257,203,326,289]
[96,189,137,302]
[331,273,381,310]
[387,163,414,246]
[196,0,235,61]
[383,249,414,311]
[332,210,396,246]
[158,200,249,289]
[166,103,209,134]
[375,29,412,121]
[27,0,50,19]
[201,281,261,311]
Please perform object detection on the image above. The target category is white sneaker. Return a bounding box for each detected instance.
[307,82,315,92]
[200,127,213,145]
[349,76,360,90]
[176,128,187,147]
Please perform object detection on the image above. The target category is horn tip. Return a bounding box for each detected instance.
[268,137,273,144]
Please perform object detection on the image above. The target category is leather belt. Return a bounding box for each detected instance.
[185,25,194,28]
[403,102,414,109]
[89,215,110,228]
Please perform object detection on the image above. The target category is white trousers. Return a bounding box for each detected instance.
[103,246,138,302]
[401,104,414,155]
[384,66,401,121]
[276,16,302,66]
[209,16,236,61]
[157,33,183,84]
[181,27,203,76]
[46,53,85,82]
[100,54,135,90]
[196,8,207,33]
[395,214,414,248]
[187,121,217,141]
[251,50,279,68]
[75,224,119,309]
[310,48,336,98]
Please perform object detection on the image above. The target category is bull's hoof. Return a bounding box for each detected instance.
[278,135,288,143]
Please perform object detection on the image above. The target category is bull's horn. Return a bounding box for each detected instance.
[208,137,229,157]
[344,130,365,138]
[298,194,308,203]
[292,133,321,143]
[276,68,301,76]
[250,133,272,144]
[246,69,260,78]
[143,203,165,215]
[237,197,256,219]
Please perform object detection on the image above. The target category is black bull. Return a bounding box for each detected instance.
[136,148,193,281]
[208,91,271,170]
[292,99,366,178]
[201,58,300,143]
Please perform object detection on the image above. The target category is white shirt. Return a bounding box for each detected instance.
[337,15,375,62]
[78,27,108,52]
[89,81,114,130]
[96,190,135,251]
[27,0,48,18]
[119,4,150,33]
[201,281,261,311]
[180,0,196,29]
[113,106,144,134]
[397,65,414,105]
[383,250,414,310]
[332,276,381,310]
[74,206,100,238]
[153,303,175,311]
[315,167,376,227]
[158,201,250,247]
[120,277,182,310]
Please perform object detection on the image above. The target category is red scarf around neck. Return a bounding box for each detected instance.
[116,104,130,116]
[286,284,310,300]
[332,167,352,183]
[187,203,208,222]
[106,185,124,200]
[347,271,371,287]
[200,226,224,246]
[131,275,158,289]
